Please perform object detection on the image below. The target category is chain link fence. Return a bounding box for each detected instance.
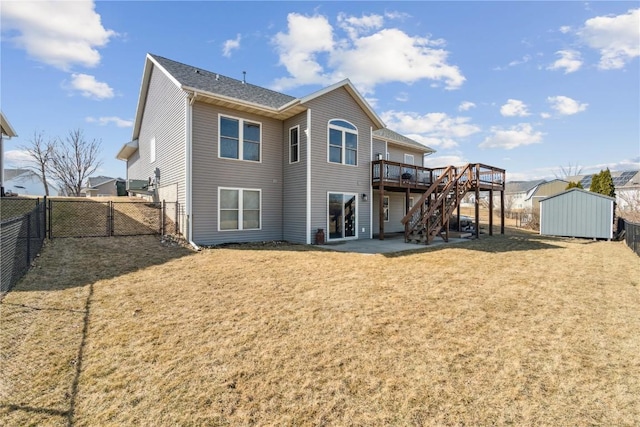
[1,200,46,292]
[618,218,640,257]
[1,197,43,221]
[48,200,180,238]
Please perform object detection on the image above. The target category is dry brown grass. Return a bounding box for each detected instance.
[1,231,639,426]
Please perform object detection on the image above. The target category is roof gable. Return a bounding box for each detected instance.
[540,187,616,203]
[373,128,435,154]
[1,111,17,138]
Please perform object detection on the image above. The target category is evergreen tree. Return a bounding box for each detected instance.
[566,181,583,190]
[590,171,602,193]
[598,168,616,198]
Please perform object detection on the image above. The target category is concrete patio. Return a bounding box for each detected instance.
[320,232,474,254]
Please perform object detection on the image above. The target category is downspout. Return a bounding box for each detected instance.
[186,91,200,250]
[369,127,373,238]
[306,109,312,244]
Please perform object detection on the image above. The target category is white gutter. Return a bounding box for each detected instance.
[186,92,199,251]
[306,108,312,244]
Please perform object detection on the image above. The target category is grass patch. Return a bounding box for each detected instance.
[1,231,639,425]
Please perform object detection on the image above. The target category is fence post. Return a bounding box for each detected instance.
[108,201,114,236]
[48,198,52,239]
[175,202,179,234]
[26,212,32,266]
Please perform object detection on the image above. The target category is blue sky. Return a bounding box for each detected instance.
[1,1,638,182]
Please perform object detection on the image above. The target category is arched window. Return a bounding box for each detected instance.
[328,119,358,166]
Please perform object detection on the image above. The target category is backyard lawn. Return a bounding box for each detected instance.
[1,230,639,426]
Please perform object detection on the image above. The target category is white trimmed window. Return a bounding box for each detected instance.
[328,119,357,166]
[404,154,415,165]
[289,125,299,163]
[219,115,261,162]
[150,137,156,163]
[219,188,261,231]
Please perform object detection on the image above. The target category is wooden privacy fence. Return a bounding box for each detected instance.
[47,199,180,238]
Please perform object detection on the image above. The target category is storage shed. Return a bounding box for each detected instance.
[540,188,615,240]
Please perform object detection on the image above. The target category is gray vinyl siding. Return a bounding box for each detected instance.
[540,189,614,239]
[191,101,283,245]
[127,64,186,213]
[372,192,411,234]
[372,138,387,160]
[387,144,425,166]
[306,87,375,240]
[283,112,308,243]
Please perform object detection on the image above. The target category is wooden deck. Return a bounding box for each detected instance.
[371,160,505,192]
[371,161,506,243]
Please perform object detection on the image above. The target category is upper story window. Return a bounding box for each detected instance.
[219,115,261,162]
[328,119,357,166]
[289,126,299,163]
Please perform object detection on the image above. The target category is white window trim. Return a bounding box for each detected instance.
[326,191,359,241]
[218,187,262,231]
[218,114,263,163]
[150,137,156,163]
[327,119,358,167]
[289,125,300,164]
[404,153,415,165]
[383,196,390,222]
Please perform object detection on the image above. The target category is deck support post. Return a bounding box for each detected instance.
[500,187,505,235]
[379,184,385,240]
[475,165,480,239]
[489,189,494,236]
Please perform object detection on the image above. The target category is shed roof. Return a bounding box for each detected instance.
[539,187,616,203]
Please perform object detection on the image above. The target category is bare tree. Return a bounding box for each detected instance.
[21,131,55,196]
[554,162,584,179]
[48,129,103,196]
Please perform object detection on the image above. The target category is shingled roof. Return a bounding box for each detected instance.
[150,54,296,110]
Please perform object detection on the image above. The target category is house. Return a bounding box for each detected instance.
[567,170,640,212]
[1,111,18,197]
[117,54,505,246]
[528,179,569,215]
[540,188,615,240]
[81,176,126,197]
[500,180,545,212]
[2,168,59,196]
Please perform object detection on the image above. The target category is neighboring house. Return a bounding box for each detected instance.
[117,54,502,246]
[528,179,569,215]
[82,176,126,197]
[1,111,18,197]
[567,170,640,211]
[540,188,615,240]
[3,168,59,196]
[500,180,545,212]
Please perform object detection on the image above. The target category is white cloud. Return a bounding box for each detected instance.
[1,0,116,71]
[222,34,241,57]
[547,50,583,73]
[559,25,572,34]
[381,110,481,148]
[271,13,465,94]
[508,54,532,67]
[86,116,133,127]
[458,101,476,112]
[423,155,468,168]
[337,12,384,40]
[395,92,409,102]
[540,112,552,119]
[547,95,588,115]
[4,150,33,166]
[479,123,544,150]
[500,99,530,117]
[67,74,114,99]
[577,8,640,70]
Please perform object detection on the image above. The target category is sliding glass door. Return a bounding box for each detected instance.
[328,193,357,240]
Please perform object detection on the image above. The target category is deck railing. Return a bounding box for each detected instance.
[372,160,505,190]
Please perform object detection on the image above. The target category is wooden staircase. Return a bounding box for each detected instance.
[401,163,493,244]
